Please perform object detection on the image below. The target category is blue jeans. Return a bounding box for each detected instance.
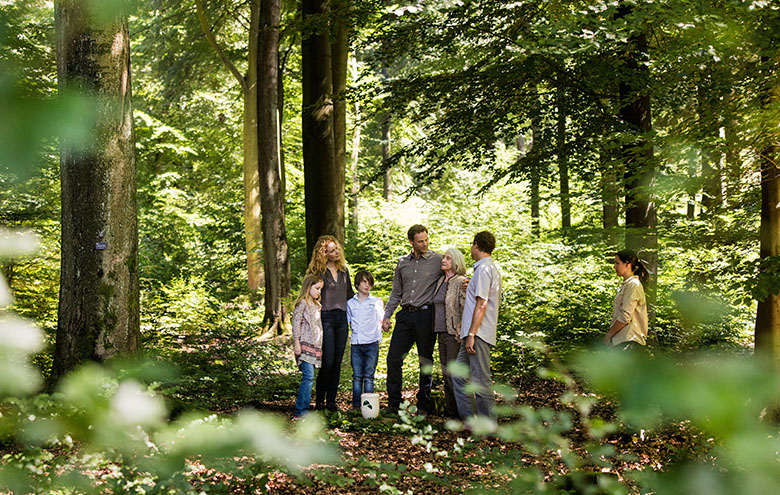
[316,309,349,409]
[294,361,316,417]
[351,341,380,409]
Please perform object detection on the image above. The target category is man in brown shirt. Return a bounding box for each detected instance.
[382,225,443,415]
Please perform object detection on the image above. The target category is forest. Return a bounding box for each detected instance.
[1,0,780,493]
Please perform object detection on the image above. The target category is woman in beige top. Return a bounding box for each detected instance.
[432,247,467,418]
[604,249,649,350]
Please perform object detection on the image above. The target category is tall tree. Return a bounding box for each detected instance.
[195,0,290,323]
[302,0,343,257]
[556,84,570,229]
[618,6,657,329]
[331,0,349,225]
[754,6,780,366]
[52,0,139,381]
[195,0,263,292]
[258,0,290,331]
[348,52,362,229]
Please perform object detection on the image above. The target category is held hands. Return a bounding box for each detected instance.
[461,278,470,292]
[382,319,392,332]
[465,335,476,354]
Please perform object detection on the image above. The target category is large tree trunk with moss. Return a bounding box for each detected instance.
[52,0,139,381]
[258,0,290,333]
[302,0,343,258]
[619,10,657,334]
[755,53,780,367]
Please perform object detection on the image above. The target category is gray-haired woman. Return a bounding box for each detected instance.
[432,247,467,418]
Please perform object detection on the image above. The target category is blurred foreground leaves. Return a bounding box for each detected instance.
[580,349,780,495]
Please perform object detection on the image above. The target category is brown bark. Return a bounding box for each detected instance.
[618,10,657,333]
[600,146,619,246]
[349,52,361,231]
[755,53,780,367]
[258,0,290,332]
[195,0,263,292]
[381,67,392,200]
[556,85,570,229]
[528,126,541,238]
[52,0,139,381]
[302,0,342,258]
[331,0,348,225]
[700,145,723,214]
[382,113,392,201]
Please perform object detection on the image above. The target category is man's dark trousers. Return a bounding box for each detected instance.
[386,307,435,412]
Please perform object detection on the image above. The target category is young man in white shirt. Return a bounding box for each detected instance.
[453,231,502,427]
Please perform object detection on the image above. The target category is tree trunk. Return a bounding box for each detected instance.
[686,154,697,220]
[258,0,290,333]
[52,0,139,381]
[724,99,740,207]
[349,52,361,231]
[700,145,723,214]
[556,85,570,229]
[619,11,657,335]
[382,113,392,201]
[381,67,392,201]
[302,0,342,259]
[331,0,348,227]
[600,146,620,246]
[195,0,263,292]
[755,53,780,367]
[528,125,541,238]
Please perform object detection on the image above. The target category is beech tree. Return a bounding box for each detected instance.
[194,0,290,326]
[302,0,343,257]
[52,0,139,381]
[754,9,780,367]
[257,0,290,331]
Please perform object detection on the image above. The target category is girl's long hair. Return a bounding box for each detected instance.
[616,249,650,287]
[295,274,323,307]
[305,235,347,277]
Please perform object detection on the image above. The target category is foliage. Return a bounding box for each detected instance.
[0,247,336,494]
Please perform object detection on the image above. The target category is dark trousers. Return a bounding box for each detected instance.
[316,309,348,408]
[437,332,461,418]
[386,308,435,411]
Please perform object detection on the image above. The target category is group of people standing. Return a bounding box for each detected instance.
[291,225,503,425]
[290,224,650,426]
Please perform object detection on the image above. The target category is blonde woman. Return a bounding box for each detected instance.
[305,235,354,412]
[432,247,467,418]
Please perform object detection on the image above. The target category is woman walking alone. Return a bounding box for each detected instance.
[604,249,649,351]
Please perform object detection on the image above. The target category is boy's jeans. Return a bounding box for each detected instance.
[351,340,380,409]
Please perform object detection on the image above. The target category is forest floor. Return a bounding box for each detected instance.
[233,375,708,494]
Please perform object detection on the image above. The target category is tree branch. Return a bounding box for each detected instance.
[194,0,247,93]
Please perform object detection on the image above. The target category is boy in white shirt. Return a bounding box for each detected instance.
[346,270,384,410]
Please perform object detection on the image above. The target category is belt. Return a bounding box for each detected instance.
[401,304,431,312]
